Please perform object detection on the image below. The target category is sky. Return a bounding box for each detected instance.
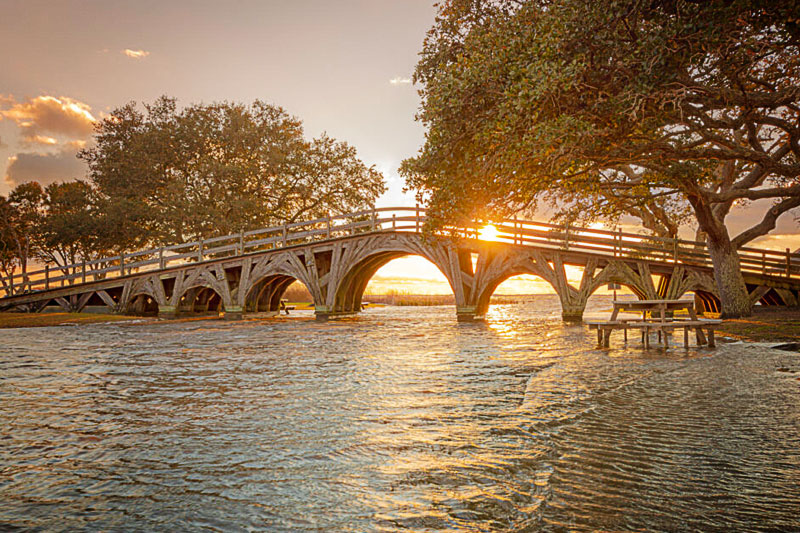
[0,0,797,295]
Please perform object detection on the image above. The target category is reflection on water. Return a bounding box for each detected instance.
[1,295,799,531]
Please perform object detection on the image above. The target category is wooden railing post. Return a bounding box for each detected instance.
[514,215,518,245]
[672,237,678,262]
[326,213,331,238]
[45,265,49,290]
[159,247,165,270]
[392,213,396,230]
[415,203,420,232]
[371,208,377,231]
[282,225,288,246]
[239,232,244,255]
[787,248,791,277]
[120,253,125,276]
[564,225,570,251]
[198,240,204,262]
[82,259,86,284]
[762,251,766,275]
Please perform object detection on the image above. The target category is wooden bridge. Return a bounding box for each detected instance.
[1,207,798,321]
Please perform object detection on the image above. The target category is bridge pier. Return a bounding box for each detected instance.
[561,306,585,322]
[223,306,244,320]
[456,306,481,322]
[158,305,178,319]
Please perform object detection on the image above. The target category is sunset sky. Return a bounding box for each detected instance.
[1,0,797,295]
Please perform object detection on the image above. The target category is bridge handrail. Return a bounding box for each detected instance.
[1,206,798,298]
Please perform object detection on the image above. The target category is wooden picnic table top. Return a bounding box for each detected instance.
[610,298,698,324]
[612,299,694,308]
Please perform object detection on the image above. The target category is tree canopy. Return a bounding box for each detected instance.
[402,0,800,316]
[80,97,386,246]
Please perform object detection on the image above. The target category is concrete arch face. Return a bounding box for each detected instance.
[321,233,466,319]
[468,252,660,321]
[237,251,322,317]
[244,274,300,314]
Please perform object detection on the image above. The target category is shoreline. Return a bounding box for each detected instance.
[1,305,798,344]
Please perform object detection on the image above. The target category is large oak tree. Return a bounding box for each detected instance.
[402,0,800,317]
[80,97,386,247]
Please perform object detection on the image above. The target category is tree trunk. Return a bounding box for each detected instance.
[706,236,752,318]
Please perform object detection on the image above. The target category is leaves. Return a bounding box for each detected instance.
[79,97,386,246]
[403,0,800,248]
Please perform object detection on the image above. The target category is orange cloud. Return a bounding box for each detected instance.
[0,95,96,143]
[123,49,150,59]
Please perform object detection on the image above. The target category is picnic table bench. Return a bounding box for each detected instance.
[587,299,722,349]
[279,299,296,315]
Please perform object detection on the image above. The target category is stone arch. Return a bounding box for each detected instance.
[469,253,661,321]
[157,264,236,318]
[237,251,321,316]
[122,275,167,315]
[656,266,721,314]
[173,282,226,317]
[244,274,303,314]
[186,287,223,314]
[323,233,468,319]
[126,293,160,315]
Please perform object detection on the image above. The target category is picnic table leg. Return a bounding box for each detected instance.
[707,328,716,348]
[623,325,627,342]
[663,328,669,349]
[644,327,650,349]
[684,326,689,348]
[597,328,603,345]
[695,326,707,346]
[603,327,611,348]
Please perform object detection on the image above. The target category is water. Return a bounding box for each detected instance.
[2,295,799,532]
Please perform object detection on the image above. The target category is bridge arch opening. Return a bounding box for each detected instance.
[474,272,558,318]
[334,253,454,315]
[126,293,160,316]
[175,284,225,316]
[244,274,313,315]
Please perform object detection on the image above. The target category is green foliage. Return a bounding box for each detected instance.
[403,0,800,245]
[36,181,103,269]
[79,97,386,246]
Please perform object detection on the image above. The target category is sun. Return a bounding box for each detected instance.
[478,223,501,241]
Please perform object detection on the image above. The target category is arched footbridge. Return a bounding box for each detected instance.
[1,207,798,321]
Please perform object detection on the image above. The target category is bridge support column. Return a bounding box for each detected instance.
[158,305,177,319]
[456,306,481,322]
[561,305,585,322]
[223,306,243,320]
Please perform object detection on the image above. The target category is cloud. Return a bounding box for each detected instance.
[123,49,150,59]
[389,77,412,85]
[4,147,86,188]
[0,95,96,143]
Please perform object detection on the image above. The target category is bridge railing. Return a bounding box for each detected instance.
[1,206,798,299]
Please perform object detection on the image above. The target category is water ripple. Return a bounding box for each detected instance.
[1,296,799,531]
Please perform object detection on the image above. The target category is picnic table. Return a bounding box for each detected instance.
[588,298,721,349]
[610,298,700,322]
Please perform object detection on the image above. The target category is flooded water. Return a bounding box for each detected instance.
[2,295,799,532]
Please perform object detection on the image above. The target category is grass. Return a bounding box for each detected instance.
[714,307,800,343]
[0,312,145,329]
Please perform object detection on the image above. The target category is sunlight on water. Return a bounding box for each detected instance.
[1,295,799,531]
